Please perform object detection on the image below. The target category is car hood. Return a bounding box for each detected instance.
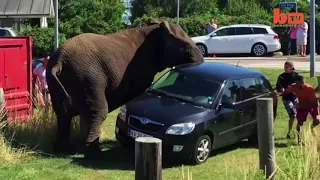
[191,35,210,42]
[126,93,209,126]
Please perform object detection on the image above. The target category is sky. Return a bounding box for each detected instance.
[122,0,132,25]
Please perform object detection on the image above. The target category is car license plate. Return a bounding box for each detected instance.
[128,129,152,139]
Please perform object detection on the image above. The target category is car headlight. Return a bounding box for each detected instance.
[166,123,195,135]
[118,105,127,121]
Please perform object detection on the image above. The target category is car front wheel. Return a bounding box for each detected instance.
[251,43,267,57]
[196,44,208,57]
[189,135,212,164]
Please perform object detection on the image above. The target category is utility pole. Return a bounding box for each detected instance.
[177,0,180,24]
[310,0,316,77]
[54,0,59,49]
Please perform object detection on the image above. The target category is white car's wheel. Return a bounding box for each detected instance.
[252,43,267,57]
[196,44,208,57]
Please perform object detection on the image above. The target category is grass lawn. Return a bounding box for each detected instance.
[0,67,319,180]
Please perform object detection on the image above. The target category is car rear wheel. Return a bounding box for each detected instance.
[189,135,212,164]
[196,44,208,57]
[251,43,267,57]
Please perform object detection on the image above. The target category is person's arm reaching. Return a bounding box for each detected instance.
[276,75,284,93]
[281,84,294,96]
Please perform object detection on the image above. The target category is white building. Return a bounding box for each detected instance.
[0,0,54,30]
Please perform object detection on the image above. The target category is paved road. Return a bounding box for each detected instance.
[204,58,320,72]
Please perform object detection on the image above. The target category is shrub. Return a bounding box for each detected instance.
[18,27,67,58]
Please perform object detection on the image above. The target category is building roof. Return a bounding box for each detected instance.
[0,0,54,18]
[174,62,264,82]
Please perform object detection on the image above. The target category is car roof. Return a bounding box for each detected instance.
[224,24,270,28]
[0,27,12,30]
[173,62,264,82]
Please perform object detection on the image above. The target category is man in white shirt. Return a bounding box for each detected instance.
[206,18,218,34]
[296,21,308,57]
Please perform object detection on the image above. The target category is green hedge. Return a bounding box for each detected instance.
[133,13,320,54]
[18,27,67,58]
[19,13,320,57]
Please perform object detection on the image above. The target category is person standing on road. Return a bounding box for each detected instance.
[276,61,299,138]
[296,21,308,57]
[288,26,298,55]
[283,75,319,144]
[206,18,218,34]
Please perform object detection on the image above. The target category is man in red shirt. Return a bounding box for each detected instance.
[284,75,319,143]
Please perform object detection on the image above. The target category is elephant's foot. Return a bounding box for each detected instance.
[53,141,77,156]
[84,141,103,160]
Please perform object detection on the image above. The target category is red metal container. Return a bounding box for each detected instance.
[0,36,33,120]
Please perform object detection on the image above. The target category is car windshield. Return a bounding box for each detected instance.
[150,70,221,108]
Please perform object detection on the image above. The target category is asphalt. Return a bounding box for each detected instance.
[204,56,320,73]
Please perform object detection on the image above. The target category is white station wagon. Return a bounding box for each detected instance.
[191,24,281,57]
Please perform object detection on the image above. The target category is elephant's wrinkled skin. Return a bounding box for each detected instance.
[46,21,204,159]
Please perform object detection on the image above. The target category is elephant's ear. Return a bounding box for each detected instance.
[159,21,174,37]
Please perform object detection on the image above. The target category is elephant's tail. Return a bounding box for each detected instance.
[46,49,71,103]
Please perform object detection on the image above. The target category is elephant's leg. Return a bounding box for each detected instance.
[78,114,88,143]
[51,96,74,154]
[82,92,108,159]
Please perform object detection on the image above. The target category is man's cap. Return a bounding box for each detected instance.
[284,61,295,70]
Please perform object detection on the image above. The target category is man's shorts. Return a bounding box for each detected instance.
[283,100,297,118]
[297,37,307,46]
[296,107,319,127]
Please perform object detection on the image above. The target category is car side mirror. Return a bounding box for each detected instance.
[210,33,216,37]
[220,100,234,109]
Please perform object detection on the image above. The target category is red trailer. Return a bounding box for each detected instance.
[0,37,33,121]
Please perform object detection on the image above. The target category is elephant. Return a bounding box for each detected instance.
[46,21,204,159]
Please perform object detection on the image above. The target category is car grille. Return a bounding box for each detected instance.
[128,115,164,133]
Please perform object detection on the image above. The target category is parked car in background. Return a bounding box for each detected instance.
[191,24,281,57]
[115,62,278,164]
[0,27,17,37]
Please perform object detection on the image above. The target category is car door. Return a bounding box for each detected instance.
[206,27,236,54]
[237,78,263,138]
[214,80,243,147]
[234,27,255,53]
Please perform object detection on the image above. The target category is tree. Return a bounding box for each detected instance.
[131,0,219,21]
[57,0,126,38]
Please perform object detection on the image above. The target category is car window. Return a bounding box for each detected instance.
[236,27,253,35]
[240,77,271,100]
[215,28,236,36]
[154,70,179,88]
[221,80,241,104]
[151,70,221,108]
[0,29,11,36]
[240,78,259,100]
[255,77,272,94]
[252,28,268,34]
